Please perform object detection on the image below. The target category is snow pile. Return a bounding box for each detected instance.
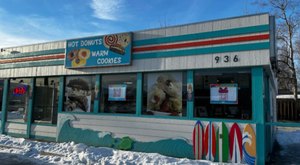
[276,127,300,158]
[276,127,300,146]
[0,135,221,165]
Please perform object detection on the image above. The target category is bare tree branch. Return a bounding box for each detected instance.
[255,0,300,99]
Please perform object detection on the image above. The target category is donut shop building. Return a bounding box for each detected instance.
[0,13,277,164]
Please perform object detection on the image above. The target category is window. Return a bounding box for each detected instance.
[194,71,252,120]
[142,72,187,117]
[101,74,136,114]
[33,77,59,124]
[64,76,95,112]
[7,78,32,123]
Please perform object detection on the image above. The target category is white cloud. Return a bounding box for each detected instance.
[0,31,47,48]
[19,15,64,36]
[0,4,121,48]
[90,0,123,20]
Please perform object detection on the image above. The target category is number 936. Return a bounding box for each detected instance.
[214,55,239,63]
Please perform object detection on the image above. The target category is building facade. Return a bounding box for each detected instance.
[0,13,277,164]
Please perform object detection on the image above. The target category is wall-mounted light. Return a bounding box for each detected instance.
[10,51,20,54]
[0,48,20,54]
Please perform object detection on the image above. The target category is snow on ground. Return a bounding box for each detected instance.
[276,127,300,146]
[276,95,300,99]
[0,135,222,165]
[3,127,300,164]
[276,127,300,156]
[270,127,300,164]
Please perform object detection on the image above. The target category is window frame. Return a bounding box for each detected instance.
[193,69,253,121]
[33,76,60,125]
[100,73,137,115]
[63,75,96,113]
[141,71,188,118]
[6,77,33,123]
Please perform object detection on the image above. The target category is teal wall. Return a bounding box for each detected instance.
[93,75,101,113]
[187,70,194,119]
[136,73,142,116]
[58,76,65,113]
[1,79,9,134]
[26,78,35,138]
[252,67,265,164]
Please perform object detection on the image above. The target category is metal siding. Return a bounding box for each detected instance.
[59,113,195,125]
[0,50,270,77]
[71,122,192,141]
[59,114,194,142]
[5,129,27,135]
[5,123,27,135]
[269,16,276,58]
[134,14,269,41]
[6,122,27,129]
[31,131,56,138]
[0,41,65,55]
[31,125,57,132]
[30,125,56,138]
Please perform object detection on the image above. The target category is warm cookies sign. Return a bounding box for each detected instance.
[65,33,132,68]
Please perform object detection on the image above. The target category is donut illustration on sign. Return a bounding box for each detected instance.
[67,48,90,67]
[103,34,130,55]
[104,35,118,47]
[67,49,79,61]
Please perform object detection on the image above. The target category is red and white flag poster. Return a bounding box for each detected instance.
[210,84,238,104]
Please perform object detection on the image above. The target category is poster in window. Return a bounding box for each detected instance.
[65,77,92,112]
[146,72,182,116]
[187,83,193,101]
[210,84,238,104]
[108,84,127,101]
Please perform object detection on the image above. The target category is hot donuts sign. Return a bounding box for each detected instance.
[65,33,132,68]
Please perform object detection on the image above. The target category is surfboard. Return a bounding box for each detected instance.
[229,123,242,163]
[216,122,229,162]
[193,121,204,160]
[204,121,216,161]
[243,124,256,165]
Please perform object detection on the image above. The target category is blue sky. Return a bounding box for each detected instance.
[0,0,266,48]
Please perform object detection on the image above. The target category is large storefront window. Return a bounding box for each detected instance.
[33,77,59,124]
[64,76,95,112]
[101,74,136,114]
[142,72,187,117]
[194,71,252,119]
[7,78,32,123]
